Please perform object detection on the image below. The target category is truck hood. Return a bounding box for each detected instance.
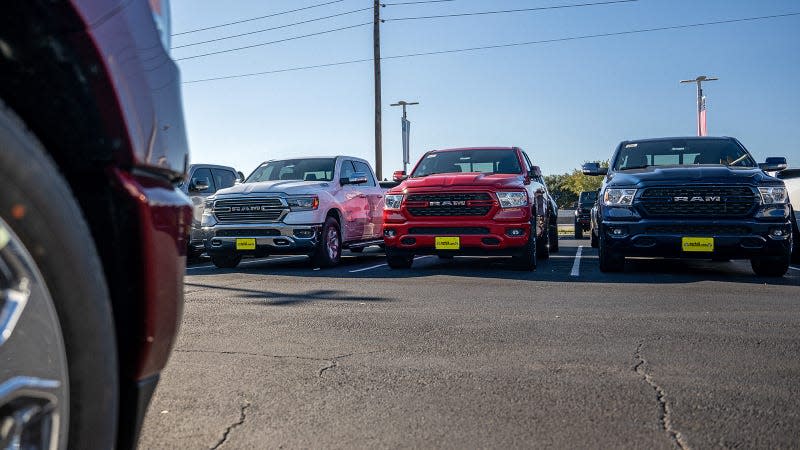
[215,179,331,197]
[607,166,781,187]
[391,173,526,193]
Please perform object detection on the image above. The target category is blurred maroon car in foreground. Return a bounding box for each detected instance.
[0,1,190,448]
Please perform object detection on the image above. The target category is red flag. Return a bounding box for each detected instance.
[699,95,707,136]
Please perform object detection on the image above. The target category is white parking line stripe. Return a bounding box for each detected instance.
[348,255,432,273]
[570,246,583,277]
[349,263,387,273]
[790,266,800,272]
[186,255,303,271]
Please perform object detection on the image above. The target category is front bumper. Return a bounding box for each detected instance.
[382,219,531,255]
[203,222,322,256]
[599,218,792,258]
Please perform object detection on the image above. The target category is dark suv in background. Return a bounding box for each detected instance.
[574,190,597,239]
[584,137,792,276]
[1,1,190,449]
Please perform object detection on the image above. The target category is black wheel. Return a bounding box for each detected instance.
[349,247,364,254]
[386,247,414,269]
[311,216,342,267]
[590,227,599,248]
[512,224,537,271]
[598,231,625,272]
[211,254,242,268]
[792,210,800,263]
[574,220,583,239]
[751,253,790,277]
[536,217,550,259]
[549,223,559,253]
[0,101,118,449]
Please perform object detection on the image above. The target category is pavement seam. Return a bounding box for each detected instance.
[210,399,251,449]
[634,341,691,450]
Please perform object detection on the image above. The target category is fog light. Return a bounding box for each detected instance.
[506,228,524,236]
[612,228,623,236]
[384,229,396,237]
[400,237,416,245]
[770,227,788,237]
[294,229,314,238]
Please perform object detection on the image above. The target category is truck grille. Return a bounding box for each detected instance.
[406,193,493,217]
[408,227,490,235]
[214,198,287,222]
[645,225,751,235]
[638,186,756,218]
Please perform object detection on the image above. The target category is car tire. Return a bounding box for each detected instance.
[512,224,537,271]
[211,255,242,268]
[590,228,599,248]
[536,217,550,259]
[598,232,624,272]
[549,223,559,253]
[791,210,800,263]
[0,101,119,449]
[310,216,342,268]
[574,221,583,239]
[751,253,790,277]
[386,247,414,269]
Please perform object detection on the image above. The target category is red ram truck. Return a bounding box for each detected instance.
[1,1,190,449]
[383,147,559,270]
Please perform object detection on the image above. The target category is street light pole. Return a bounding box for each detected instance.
[390,100,419,173]
[680,75,718,136]
[373,0,383,180]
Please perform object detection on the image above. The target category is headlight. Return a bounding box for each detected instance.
[201,211,217,227]
[604,188,637,206]
[204,197,215,209]
[287,196,319,211]
[496,191,528,208]
[384,194,404,210]
[759,186,788,204]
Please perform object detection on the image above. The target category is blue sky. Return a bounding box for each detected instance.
[171,0,800,178]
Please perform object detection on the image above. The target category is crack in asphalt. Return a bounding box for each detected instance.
[634,341,690,450]
[174,348,386,379]
[210,400,250,449]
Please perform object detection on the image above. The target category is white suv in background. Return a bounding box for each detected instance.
[778,168,800,262]
[201,156,385,268]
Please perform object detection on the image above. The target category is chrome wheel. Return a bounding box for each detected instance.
[326,226,340,260]
[0,217,69,450]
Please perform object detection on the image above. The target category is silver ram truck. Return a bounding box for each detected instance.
[201,156,385,268]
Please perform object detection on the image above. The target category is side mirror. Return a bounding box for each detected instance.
[190,180,210,192]
[393,170,408,182]
[531,165,543,178]
[237,171,245,182]
[341,172,368,185]
[582,162,608,176]
[759,157,788,172]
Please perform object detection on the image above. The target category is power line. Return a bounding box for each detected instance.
[172,0,346,36]
[383,0,457,5]
[175,22,371,61]
[383,0,637,22]
[173,7,372,49]
[182,12,800,84]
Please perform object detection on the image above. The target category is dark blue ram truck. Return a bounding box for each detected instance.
[585,137,792,276]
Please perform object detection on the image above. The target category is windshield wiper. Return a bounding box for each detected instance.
[621,164,650,170]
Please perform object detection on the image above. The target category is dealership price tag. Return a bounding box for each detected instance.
[681,237,714,252]
[435,236,460,250]
[236,238,256,250]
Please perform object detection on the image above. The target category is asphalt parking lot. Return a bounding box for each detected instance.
[139,238,800,449]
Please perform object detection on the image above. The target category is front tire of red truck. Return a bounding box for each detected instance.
[512,225,537,271]
[386,247,414,269]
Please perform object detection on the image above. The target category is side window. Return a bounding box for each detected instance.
[521,151,534,172]
[353,161,376,187]
[211,169,237,191]
[190,168,215,193]
[340,160,356,181]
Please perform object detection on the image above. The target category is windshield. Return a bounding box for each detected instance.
[613,139,756,171]
[579,191,598,203]
[246,158,336,182]
[412,149,522,177]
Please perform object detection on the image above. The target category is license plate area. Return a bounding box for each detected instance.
[236,238,256,250]
[435,236,460,250]
[681,237,714,252]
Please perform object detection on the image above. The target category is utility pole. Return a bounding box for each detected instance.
[680,75,718,136]
[390,100,419,173]
[373,0,383,180]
